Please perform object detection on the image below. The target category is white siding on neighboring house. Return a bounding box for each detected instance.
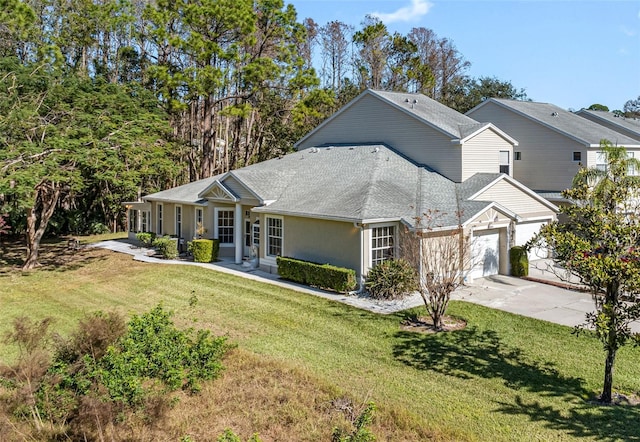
[474,179,555,218]
[461,129,514,180]
[297,93,464,182]
[469,102,584,191]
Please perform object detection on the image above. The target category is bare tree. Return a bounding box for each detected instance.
[401,210,472,330]
[319,20,354,92]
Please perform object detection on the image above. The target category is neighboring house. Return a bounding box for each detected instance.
[575,109,640,142]
[126,90,557,286]
[467,99,640,203]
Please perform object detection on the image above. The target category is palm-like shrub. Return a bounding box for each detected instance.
[365,259,417,300]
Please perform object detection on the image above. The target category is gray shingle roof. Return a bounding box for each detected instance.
[238,144,499,229]
[483,99,640,147]
[143,174,224,204]
[369,90,491,140]
[575,109,640,141]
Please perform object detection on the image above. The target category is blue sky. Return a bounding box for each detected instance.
[288,0,640,111]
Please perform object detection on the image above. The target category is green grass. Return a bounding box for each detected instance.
[1,239,640,441]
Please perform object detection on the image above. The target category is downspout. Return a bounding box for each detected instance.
[234,203,243,264]
[351,221,366,294]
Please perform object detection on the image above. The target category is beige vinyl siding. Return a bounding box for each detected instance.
[474,180,553,218]
[585,148,640,169]
[469,102,583,191]
[280,215,360,273]
[297,93,463,182]
[461,129,514,180]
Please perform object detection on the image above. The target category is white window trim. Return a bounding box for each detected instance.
[157,203,163,236]
[265,215,283,258]
[370,223,396,268]
[195,207,204,237]
[214,207,235,246]
[175,205,183,238]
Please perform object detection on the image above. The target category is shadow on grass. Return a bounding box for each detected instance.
[393,324,640,440]
[0,237,107,274]
[496,395,640,441]
[393,325,586,397]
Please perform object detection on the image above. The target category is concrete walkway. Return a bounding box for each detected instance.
[89,239,640,332]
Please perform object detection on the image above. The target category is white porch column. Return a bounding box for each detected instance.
[235,203,243,264]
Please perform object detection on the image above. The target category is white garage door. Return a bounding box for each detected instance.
[515,221,548,260]
[469,229,500,280]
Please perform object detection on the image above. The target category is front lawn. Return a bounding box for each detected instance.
[1,237,639,441]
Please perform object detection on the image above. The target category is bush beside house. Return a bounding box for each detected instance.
[188,239,220,263]
[365,259,418,300]
[510,246,529,277]
[152,236,179,259]
[276,257,357,293]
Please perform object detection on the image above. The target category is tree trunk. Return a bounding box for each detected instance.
[23,183,61,270]
[601,347,616,403]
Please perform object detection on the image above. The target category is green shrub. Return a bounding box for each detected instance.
[510,246,529,277]
[188,239,219,262]
[152,236,178,259]
[136,232,156,247]
[365,259,417,300]
[89,221,110,235]
[277,256,357,293]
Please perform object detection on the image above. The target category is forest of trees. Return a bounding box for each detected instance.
[1,0,538,264]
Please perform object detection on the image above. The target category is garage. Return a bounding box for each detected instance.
[469,228,501,280]
[515,221,548,260]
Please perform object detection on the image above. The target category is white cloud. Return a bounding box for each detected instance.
[370,0,433,24]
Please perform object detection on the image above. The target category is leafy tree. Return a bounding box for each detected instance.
[0,58,178,269]
[624,95,640,118]
[534,140,640,403]
[447,76,529,113]
[353,15,389,90]
[587,103,609,112]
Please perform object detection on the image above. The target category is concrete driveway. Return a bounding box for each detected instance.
[454,274,640,333]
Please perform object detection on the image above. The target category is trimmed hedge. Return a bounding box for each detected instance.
[152,236,178,259]
[188,239,220,263]
[136,232,156,247]
[510,246,529,277]
[276,256,357,293]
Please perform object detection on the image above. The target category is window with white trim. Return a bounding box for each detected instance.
[141,211,149,233]
[371,225,395,267]
[157,204,163,235]
[195,207,203,235]
[266,217,282,257]
[216,209,235,244]
[628,152,637,176]
[253,220,260,247]
[175,206,182,238]
[499,150,510,174]
[129,209,138,232]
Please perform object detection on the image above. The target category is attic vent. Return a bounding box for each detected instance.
[551,112,558,117]
[413,99,418,104]
[309,147,318,153]
[372,147,380,153]
[405,98,410,102]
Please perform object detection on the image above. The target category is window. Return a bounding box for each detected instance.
[175,206,182,238]
[253,220,260,247]
[596,151,607,171]
[514,152,521,161]
[129,209,138,232]
[266,217,282,257]
[573,151,582,162]
[499,150,510,174]
[157,204,163,235]
[141,211,149,233]
[245,219,251,247]
[371,225,395,267]
[216,209,234,244]
[195,207,203,236]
